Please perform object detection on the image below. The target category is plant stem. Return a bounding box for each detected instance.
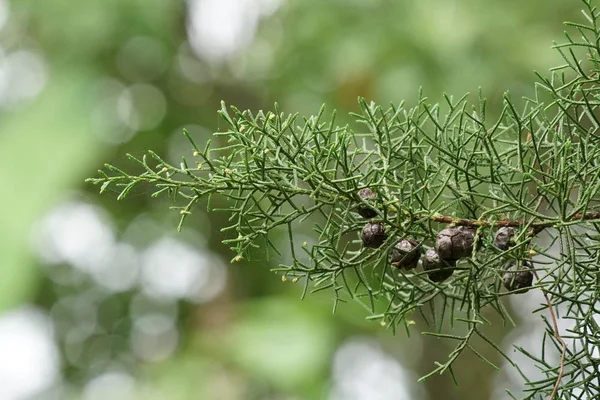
[413,211,600,230]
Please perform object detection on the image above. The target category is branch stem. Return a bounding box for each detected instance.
[412,211,600,230]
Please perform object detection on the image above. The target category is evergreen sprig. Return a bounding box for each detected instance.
[88,1,600,398]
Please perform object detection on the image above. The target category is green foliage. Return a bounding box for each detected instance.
[89,1,600,398]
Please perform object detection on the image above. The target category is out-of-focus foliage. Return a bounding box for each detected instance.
[0,0,584,399]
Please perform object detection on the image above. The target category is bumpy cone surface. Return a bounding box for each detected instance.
[356,188,378,219]
[422,248,456,282]
[389,238,421,269]
[494,227,516,251]
[503,260,534,293]
[436,226,476,260]
[361,222,387,248]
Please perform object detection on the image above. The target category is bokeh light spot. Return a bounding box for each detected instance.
[0,308,60,400]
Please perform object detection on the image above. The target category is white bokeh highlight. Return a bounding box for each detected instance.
[0,308,60,400]
[329,338,428,400]
[33,200,227,301]
[32,200,139,293]
[131,314,179,363]
[186,0,283,62]
[0,49,47,109]
[82,372,136,400]
[93,243,140,293]
[141,237,227,302]
[33,200,116,274]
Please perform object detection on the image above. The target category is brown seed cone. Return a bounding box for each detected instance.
[389,238,421,270]
[503,260,534,293]
[356,188,378,219]
[361,222,387,248]
[494,227,516,251]
[436,226,476,260]
[422,248,456,282]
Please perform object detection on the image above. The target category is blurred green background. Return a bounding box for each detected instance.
[0,0,579,399]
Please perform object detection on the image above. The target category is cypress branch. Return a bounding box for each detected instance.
[87,1,600,397]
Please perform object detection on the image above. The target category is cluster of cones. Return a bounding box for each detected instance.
[356,188,534,292]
